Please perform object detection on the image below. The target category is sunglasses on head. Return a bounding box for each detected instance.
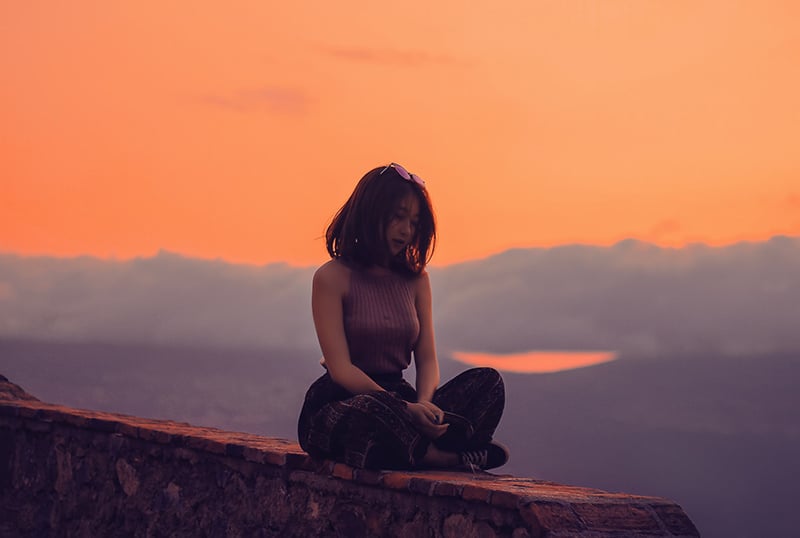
[379,162,425,188]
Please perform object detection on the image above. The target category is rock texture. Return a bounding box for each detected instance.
[0,374,699,537]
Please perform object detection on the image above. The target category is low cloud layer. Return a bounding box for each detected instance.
[1,237,799,358]
[432,237,800,358]
[0,251,317,350]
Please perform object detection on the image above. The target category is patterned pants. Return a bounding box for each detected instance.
[297,367,505,470]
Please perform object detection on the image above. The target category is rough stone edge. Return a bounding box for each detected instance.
[0,375,700,537]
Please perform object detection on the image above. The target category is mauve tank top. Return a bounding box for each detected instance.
[343,268,420,375]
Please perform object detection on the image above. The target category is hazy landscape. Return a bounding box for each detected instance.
[2,237,799,537]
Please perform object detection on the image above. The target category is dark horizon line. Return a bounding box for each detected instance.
[1,233,798,269]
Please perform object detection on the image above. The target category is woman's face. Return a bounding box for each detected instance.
[385,194,420,257]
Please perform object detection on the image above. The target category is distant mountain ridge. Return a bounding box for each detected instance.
[433,235,800,358]
[2,236,799,358]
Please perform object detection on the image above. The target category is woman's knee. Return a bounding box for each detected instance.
[463,367,504,387]
[470,368,505,405]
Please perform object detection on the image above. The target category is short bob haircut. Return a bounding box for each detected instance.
[326,165,436,276]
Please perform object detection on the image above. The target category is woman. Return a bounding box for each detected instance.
[298,163,508,470]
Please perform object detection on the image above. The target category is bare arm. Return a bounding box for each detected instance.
[413,271,440,403]
[312,261,384,394]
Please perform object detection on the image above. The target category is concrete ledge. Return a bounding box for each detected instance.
[0,375,699,537]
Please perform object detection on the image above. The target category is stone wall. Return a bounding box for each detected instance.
[0,375,699,537]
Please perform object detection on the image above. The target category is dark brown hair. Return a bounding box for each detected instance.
[325,165,436,275]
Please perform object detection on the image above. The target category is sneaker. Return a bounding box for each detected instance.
[459,441,509,471]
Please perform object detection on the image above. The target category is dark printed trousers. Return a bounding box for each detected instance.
[297,367,505,470]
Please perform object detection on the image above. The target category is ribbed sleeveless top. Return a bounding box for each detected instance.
[343,268,420,375]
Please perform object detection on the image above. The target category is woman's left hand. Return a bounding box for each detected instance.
[405,402,448,439]
[418,400,445,425]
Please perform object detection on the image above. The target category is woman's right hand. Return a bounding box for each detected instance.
[405,402,449,439]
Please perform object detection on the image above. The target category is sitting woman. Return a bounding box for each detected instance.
[298,163,508,471]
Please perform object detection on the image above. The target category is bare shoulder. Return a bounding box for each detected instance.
[412,269,432,298]
[313,259,351,294]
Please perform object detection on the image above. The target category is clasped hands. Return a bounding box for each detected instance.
[405,400,448,439]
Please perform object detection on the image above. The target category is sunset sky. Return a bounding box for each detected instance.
[2,2,799,267]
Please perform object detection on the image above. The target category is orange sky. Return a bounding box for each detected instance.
[2,2,799,266]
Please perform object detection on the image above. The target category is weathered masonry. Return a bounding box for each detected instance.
[0,375,699,537]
